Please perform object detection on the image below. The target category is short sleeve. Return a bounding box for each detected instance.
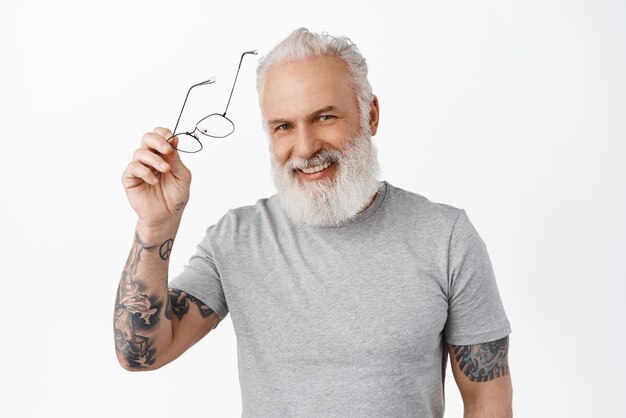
[444,209,511,345]
[169,223,229,322]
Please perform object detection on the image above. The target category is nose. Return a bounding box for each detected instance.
[292,124,322,161]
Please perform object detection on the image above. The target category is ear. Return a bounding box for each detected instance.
[368,95,380,136]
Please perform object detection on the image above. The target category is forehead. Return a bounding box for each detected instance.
[261,55,357,119]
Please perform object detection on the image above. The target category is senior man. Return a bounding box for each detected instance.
[115,28,512,417]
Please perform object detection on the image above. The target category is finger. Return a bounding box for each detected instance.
[155,134,191,183]
[146,128,188,174]
[141,131,174,155]
[153,127,179,157]
[161,135,188,167]
[121,167,148,189]
[166,134,179,148]
[133,148,171,173]
[149,129,185,164]
[123,161,159,186]
[153,127,173,139]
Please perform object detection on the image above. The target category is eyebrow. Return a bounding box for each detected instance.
[310,105,338,118]
[267,105,339,126]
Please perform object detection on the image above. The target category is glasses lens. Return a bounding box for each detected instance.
[196,114,235,138]
[168,133,202,153]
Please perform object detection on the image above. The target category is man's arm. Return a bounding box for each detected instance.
[113,227,221,371]
[448,336,513,418]
[115,127,220,370]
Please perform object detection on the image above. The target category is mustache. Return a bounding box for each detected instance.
[283,148,343,171]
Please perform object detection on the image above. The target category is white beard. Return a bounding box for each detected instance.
[270,130,381,227]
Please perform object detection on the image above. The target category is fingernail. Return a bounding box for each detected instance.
[160,162,169,170]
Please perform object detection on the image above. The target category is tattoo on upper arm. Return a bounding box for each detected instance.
[113,233,172,369]
[168,288,216,321]
[451,336,510,382]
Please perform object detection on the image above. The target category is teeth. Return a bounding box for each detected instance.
[300,161,332,174]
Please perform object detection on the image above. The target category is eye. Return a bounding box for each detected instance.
[319,114,335,121]
[274,123,292,132]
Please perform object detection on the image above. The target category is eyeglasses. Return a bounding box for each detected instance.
[166,50,258,153]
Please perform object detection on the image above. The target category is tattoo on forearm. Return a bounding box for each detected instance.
[114,233,168,369]
[159,239,174,260]
[164,292,172,321]
[451,336,509,382]
[168,288,215,320]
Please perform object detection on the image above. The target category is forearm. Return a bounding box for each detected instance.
[113,221,179,370]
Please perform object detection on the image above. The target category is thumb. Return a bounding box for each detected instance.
[166,134,181,155]
[163,135,187,170]
[152,127,189,176]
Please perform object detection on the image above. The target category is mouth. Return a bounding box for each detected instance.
[299,161,333,174]
[296,161,336,180]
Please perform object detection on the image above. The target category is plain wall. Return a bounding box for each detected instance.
[1,0,624,416]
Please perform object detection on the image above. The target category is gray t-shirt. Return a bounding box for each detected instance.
[169,181,511,418]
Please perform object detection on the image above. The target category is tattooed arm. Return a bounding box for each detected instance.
[113,225,220,371]
[448,336,513,418]
[117,127,221,370]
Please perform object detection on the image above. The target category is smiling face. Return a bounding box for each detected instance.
[260,54,381,226]
[262,54,378,183]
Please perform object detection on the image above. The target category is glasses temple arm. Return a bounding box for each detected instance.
[222,50,258,117]
[172,77,215,135]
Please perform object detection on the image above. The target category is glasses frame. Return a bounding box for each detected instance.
[167,50,258,153]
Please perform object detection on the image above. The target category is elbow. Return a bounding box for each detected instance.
[120,365,157,373]
[119,363,143,372]
[114,331,166,371]
[115,348,164,372]
[113,328,174,372]
[116,356,163,372]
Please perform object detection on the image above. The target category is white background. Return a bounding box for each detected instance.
[1,0,624,417]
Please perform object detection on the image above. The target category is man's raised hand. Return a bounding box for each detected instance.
[122,127,192,229]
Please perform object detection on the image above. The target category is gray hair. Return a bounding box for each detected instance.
[256,27,374,133]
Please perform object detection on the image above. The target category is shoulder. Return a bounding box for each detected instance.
[383,182,463,229]
[209,194,281,240]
